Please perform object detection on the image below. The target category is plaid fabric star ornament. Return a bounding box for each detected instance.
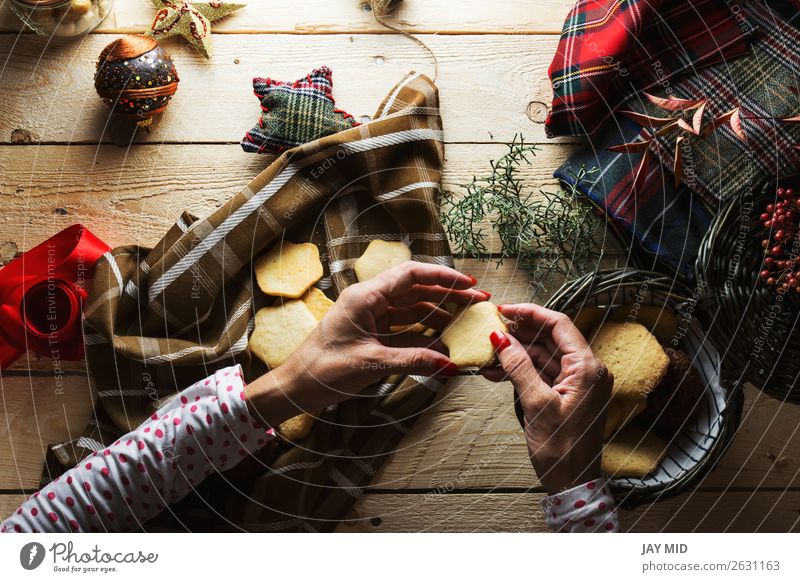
[241,66,359,155]
[147,1,246,59]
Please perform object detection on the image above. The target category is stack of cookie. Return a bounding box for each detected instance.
[249,241,332,370]
[248,241,332,441]
[581,307,706,478]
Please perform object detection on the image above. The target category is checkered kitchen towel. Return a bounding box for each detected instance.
[545,0,754,137]
[43,72,450,532]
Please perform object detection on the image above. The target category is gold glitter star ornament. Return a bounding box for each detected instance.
[146,1,246,59]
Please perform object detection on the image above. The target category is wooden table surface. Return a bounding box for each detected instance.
[1,0,799,532]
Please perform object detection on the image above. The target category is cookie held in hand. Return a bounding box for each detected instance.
[254,241,324,299]
[590,321,669,400]
[249,300,318,369]
[354,239,412,282]
[441,301,507,369]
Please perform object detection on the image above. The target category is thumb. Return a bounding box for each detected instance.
[490,330,552,410]
[381,347,458,378]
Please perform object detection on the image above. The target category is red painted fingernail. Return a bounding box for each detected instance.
[478,289,492,299]
[440,362,459,376]
[466,274,478,285]
[489,330,511,352]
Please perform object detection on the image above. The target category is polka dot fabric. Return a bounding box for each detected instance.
[541,477,620,533]
[1,365,272,533]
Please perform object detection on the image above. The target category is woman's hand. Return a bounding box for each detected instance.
[245,261,489,427]
[482,304,612,494]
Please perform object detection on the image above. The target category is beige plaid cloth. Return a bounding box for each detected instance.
[43,72,452,532]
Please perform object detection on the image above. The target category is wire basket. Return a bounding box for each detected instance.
[696,176,800,402]
[527,269,744,508]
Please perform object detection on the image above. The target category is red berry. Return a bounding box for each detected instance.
[768,277,777,285]
[772,246,783,256]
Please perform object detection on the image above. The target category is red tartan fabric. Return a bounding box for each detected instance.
[545,0,754,137]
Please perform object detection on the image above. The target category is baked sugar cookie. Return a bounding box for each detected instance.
[441,301,507,368]
[610,304,678,344]
[301,287,335,320]
[249,300,318,369]
[354,240,412,281]
[589,321,669,400]
[603,397,646,439]
[279,413,316,441]
[602,425,667,478]
[571,306,608,339]
[389,323,428,334]
[255,241,323,298]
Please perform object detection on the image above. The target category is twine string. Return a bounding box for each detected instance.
[367,0,439,83]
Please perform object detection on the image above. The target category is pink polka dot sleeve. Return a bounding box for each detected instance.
[541,477,620,533]
[1,365,273,533]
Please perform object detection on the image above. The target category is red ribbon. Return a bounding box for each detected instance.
[0,225,109,371]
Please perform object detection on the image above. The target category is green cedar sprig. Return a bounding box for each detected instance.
[440,135,603,298]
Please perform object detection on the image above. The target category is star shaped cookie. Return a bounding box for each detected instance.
[147,1,246,59]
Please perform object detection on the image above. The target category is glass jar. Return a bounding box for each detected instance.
[10,0,114,37]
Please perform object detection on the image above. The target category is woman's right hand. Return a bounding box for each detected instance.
[245,261,489,427]
[482,304,612,494]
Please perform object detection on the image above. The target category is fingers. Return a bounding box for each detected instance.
[387,302,452,331]
[506,318,549,345]
[378,346,458,377]
[481,365,555,386]
[489,330,554,411]
[526,344,561,380]
[499,304,590,355]
[370,262,477,300]
[390,284,489,308]
[482,344,561,381]
[508,324,562,354]
[481,334,561,386]
[382,332,447,353]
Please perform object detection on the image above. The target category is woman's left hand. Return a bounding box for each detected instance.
[245,261,489,426]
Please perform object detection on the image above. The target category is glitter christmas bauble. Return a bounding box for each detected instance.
[94,34,179,128]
